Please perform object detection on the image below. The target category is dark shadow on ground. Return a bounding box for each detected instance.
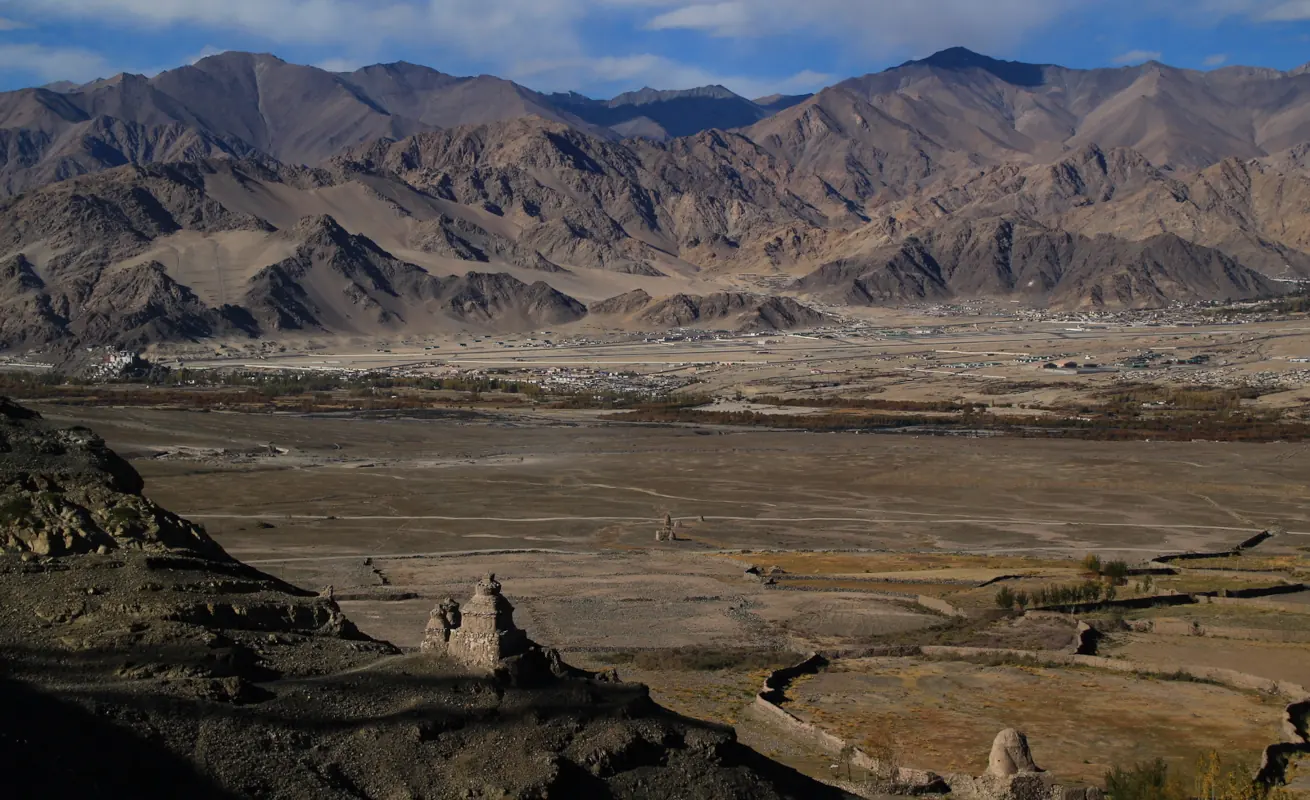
[0,676,240,800]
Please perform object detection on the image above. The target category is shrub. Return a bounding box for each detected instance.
[1105,751,1289,800]
[995,587,1016,609]
[1105,758,1184,800]
[1083,553,1104,575]
[1030,580,1106,607]
[1103,560,1131,583]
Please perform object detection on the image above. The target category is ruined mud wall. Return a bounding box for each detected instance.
[750,645,1310,790]
[750,654,943,789]
[1258,699,1310,785]
[917,645,1310,698]
[1130,619,1310,643]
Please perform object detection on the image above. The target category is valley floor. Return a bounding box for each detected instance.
[27,402,1310,791]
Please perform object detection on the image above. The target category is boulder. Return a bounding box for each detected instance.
[988,729,1042,777]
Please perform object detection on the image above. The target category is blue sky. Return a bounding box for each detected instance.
[0,1,1308,98]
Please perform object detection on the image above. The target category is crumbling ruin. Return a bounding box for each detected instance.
[422,573,532,672]
[655,513,678,542]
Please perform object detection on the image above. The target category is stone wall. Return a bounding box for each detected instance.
[917,645,1310,699]
[1130,619,1310,643]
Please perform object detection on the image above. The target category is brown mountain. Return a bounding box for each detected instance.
[0,53,812,197]
[548,85,810,141]
[6,47,1310,351]
[743,48,1310,217]
[590,289,827,331]
[0,159,589,351]
[794,221,1277,309]
[824,141,1310,280]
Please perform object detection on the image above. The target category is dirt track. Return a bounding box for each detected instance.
[33,404,1309,565]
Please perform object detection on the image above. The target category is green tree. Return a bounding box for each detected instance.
[1103,560,1130,584]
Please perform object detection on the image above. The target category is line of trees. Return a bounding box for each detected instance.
[996,579,1118,611]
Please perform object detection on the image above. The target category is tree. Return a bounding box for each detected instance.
[1103,560,1130,584]
[1083,553,1104,575]
[840,743,856,782]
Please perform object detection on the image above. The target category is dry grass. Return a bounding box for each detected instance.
[595,646,800,673]
[1150,574,1302,594]
[1177,555,1310,576]
[718,552,1074,576]
[787,659,1285,784]
[779,578,976,595]
[1098,601,1310,631]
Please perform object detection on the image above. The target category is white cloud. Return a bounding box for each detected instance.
[3,0,588,57]
[317,57,366,73]
[0,42,110,83]
[632,0,1077,55]
[1150,0,1310,21]
[1,0,1304,96]
[1112,49,1163,64]
[187,45,229,65]
[1260,0,1310,19]
[646,2,751,34]
[1,0,1081,63]
[0,15,27,29]
[1203,53,1228,66]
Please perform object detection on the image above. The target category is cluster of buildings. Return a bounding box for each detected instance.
[1116,366,1310,391]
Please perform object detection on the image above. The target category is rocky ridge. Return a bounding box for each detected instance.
[590,290,829,332]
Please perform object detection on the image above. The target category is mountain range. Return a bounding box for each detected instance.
[2,47,1310,352]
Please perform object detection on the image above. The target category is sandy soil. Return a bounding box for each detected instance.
[1105,633,1310,685]
[787,658,1286,784]
[29,405,1309,568]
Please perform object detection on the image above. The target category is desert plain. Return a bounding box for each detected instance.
[25,329,1310,789]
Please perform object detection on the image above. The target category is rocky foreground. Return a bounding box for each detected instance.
[0,398,850,799]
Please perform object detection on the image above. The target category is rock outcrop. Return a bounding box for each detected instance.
[0,398,225,557]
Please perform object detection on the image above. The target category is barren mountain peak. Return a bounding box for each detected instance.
[897,46,1053,86]
[192,50,286,67]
